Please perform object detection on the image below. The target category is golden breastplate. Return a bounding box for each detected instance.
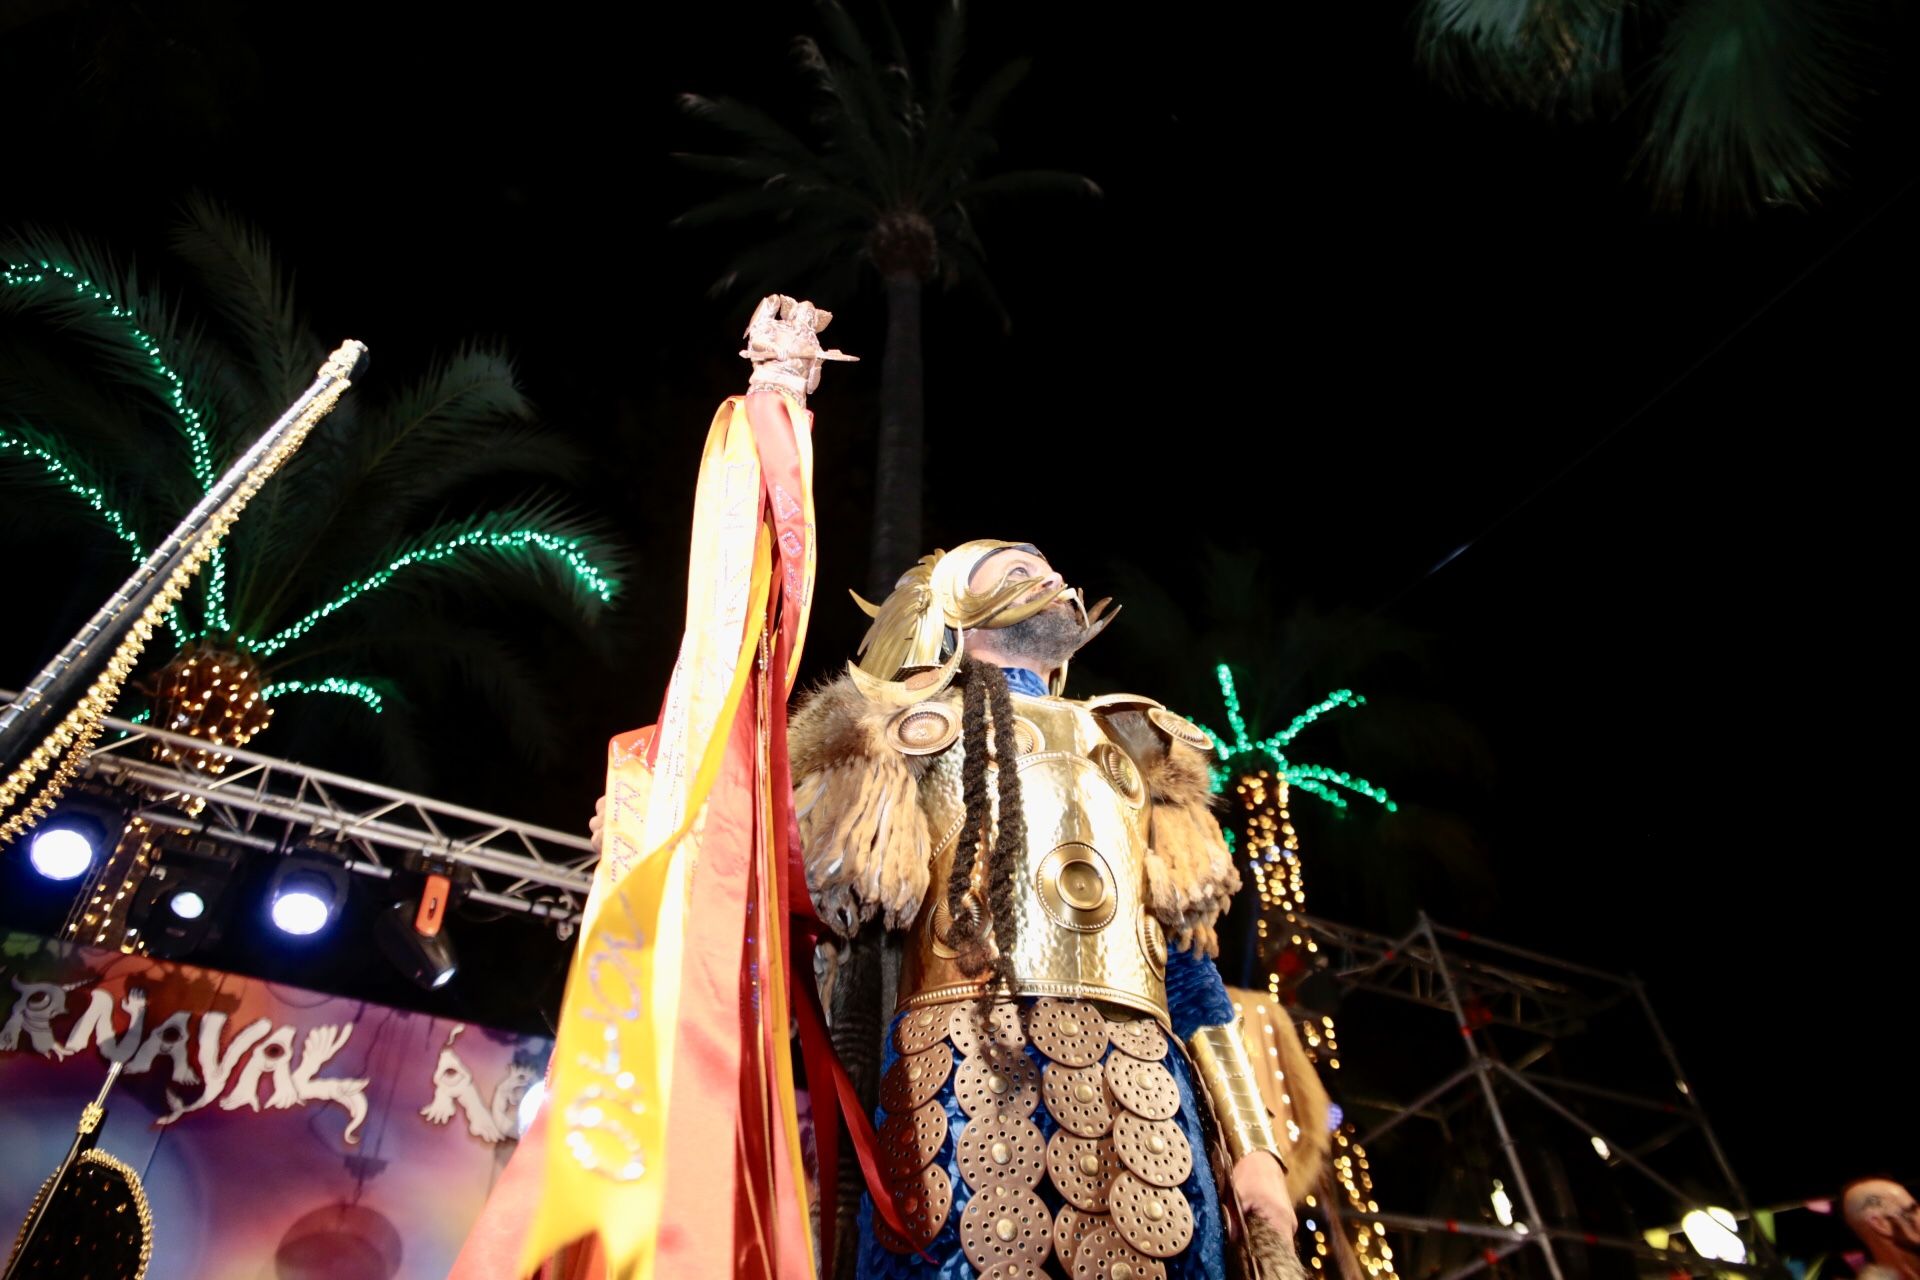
[900,693,1171,1026]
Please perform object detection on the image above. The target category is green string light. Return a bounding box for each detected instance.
[111,707,154,742]
[2,259,228,633]
[1196,664,1397,812]
[0,427,189,647]
[0,429,145,555]
[259,678,384,715]
[237,529,617,659]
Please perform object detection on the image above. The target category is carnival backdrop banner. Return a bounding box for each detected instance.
[0,931,550,1279]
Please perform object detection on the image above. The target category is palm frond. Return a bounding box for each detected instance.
[239,498,623,661]
[675,0,1094,316]
[0,423,148,559]
[676,93,837,184]
[916,56,1032,194]
[927,0,966,120]
[235,343,575,626]
[0,330,199,519]
[0,423,193,646]
[273,612,575,773]
[794,18,902,200]
[712,222,869,301]
[672,151,828,187]
[0,231,233,490]
[168,192,322,417]
[1641,0,1855,213]
[950,169,1104,206]
[932,227,1010,332]
[672,182,878,232]
[1416,0,1626,118]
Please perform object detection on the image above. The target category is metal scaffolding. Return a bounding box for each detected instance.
[1301,912,1777,1280]
[3,693,596,928]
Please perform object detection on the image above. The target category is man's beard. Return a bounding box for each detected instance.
[988,603,1091,669]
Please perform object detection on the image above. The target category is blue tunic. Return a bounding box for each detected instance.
[859,946,1234,1278]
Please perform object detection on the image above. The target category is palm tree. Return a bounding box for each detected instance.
[0,196,623,786]
[674,0,1100,597]
[1415,0,1863,214]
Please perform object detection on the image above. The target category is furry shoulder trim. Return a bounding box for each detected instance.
[789,672,934,937]
[1139,734,1240,959]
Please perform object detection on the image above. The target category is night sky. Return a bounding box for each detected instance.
[3,0,1916,1231]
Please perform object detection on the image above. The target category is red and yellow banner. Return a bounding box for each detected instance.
[518,392,816,1280]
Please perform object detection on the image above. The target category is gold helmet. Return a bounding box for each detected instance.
[852,539,1114,696]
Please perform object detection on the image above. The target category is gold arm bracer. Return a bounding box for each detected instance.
[1189,1021,1287,1172]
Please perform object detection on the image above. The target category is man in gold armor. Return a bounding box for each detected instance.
[790,539,1298,1279]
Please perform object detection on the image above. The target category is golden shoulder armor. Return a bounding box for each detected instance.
[1145,707,1215,754]
[1080,692,1163,715]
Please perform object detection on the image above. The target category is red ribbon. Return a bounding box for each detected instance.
[744,393,918,1266]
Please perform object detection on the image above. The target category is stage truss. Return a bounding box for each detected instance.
[1300,912,1779,1280]
[3,694,596,930]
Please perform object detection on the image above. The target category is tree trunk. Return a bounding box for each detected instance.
[866,272,925,601]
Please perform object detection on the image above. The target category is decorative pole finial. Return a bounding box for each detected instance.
[740,294,856,401]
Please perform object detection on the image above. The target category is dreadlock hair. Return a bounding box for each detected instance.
[947,658,991,976]
[946,657,1027,996]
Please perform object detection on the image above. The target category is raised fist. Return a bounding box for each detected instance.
[740,294,856,399]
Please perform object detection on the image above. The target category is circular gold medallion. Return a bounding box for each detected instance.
[1028,997,1110,1067]
[1071,1222,1169,1280]
[1107,1170,1194,1258]
[894,1005,950,1054]
[953,1048,1039,1120]
[1042,1062,1115,1138]
[950,999,1026,1058]
[880,1043,954,1115]
[1112,1112,1192,1188]
[1093,742,1146,805]
[955,1112,1047,1192]
[978,1265,1050,1280]
[1147,707,1216,753]
[873,1214,915,1256]
[1036,843,1117,933]
[883,1162,954,1251]
[1137,911,1167,978]
[1053,1204,1107,1273]
[1045,1129,1123,1212]
[887,701,960,755]
[1010,715,1044,757]
[1105,1056,1180,1121]
[958,1185,1052,1270]
[879,1098,950,1180]
[1105,1017,1169,1062]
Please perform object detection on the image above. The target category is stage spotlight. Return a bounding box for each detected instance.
[126,828,243,960]
[28,822,99,881]
[265,856,348,938]
[273,877,334,935]
[1681,1207,1746,1263]
[376,871,458,990]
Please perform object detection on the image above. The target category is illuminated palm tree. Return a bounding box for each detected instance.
[674,0,1099,596]
[0,196,622,781]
